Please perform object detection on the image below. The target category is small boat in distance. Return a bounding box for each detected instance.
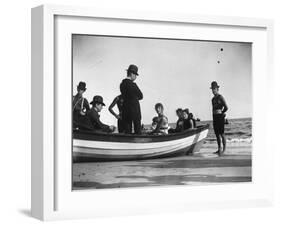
[73,124,209,162]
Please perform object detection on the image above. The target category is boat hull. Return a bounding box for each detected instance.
[73,125,209,162]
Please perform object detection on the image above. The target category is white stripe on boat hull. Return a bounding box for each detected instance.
[73,129,208,157]
[73,140,205,161]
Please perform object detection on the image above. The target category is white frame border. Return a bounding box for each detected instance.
[31,4,274,221]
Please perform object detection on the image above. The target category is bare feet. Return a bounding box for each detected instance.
[213,148,222,155]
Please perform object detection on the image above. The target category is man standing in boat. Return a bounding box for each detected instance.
[87,95,116,133]
[73,81,90,129]
[120,64,143,134]
[210,81,228,155]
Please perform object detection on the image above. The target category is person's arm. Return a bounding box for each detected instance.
[95,114,115,132]
[108,97,120,119]
[133,83,143,100]
[120,81,126,97]
[89,111,110,131]
[189,119,194,129]
[73,97,82,111]
[96,117,110,131]
[83,98,90,112]
[221,95,228,113]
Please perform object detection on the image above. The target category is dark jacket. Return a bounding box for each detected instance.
[73,94,90,113]
[72,94,90,129]
[175,119,184,132]
[183,118,194,130]
[120,78,143,120]
[86,108,111,132]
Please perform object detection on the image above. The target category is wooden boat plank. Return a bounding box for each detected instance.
[72,125,209,162]
[73,129,208,151]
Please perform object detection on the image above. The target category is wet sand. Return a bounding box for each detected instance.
[72,143,252,190]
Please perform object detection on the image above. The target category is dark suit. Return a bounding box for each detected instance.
[120,78,143,134]
[72,94,90,129]
[86,108,111,133]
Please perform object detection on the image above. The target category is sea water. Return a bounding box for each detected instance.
[198,117,252,144]
[73,117,252,189]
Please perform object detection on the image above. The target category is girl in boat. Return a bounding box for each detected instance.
[151,103,169,135]
[168,108,184,133]
[182,108,195,130]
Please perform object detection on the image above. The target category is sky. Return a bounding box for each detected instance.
[72,35,252,126]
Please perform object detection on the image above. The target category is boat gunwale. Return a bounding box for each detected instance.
[73,124,210,143]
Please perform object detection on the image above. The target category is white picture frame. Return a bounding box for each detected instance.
[31,4,274,221]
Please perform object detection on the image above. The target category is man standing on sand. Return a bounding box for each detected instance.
[120,64,143,134]
[210,81,228,156]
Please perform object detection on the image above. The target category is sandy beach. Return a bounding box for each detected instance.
[72,142,251,190]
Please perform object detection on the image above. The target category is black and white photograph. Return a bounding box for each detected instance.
[72,34,252,190]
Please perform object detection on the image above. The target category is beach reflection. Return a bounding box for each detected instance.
[72,143,252,190]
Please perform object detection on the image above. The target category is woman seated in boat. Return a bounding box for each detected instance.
[183,109,195,130]
[150,103,169,135]
[189,112,197,128]
[168,108,184,133]
[87,95,116,133]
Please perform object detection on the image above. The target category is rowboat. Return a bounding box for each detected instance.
[73,124,209,162]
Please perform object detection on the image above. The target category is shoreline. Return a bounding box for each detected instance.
[72,142,252,190]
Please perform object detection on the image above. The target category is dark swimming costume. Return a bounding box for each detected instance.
[212,94,227,114]
[212,94,228,134]
[213,114,225,134]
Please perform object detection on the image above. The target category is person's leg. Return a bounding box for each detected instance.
[213,133,222,154]
[221,133,226,153]
[124,118,133,134]
[119,119,126,133]
[220,114,226,153]
[133,119,142,134]
[117,119,124,133]
[213,115,221,154]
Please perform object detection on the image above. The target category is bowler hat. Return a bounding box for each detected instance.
[90,95,106,106]
[77,81,87,91]
[127,64,139,75]
[183,108,189,114]
[210,81,220,89]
